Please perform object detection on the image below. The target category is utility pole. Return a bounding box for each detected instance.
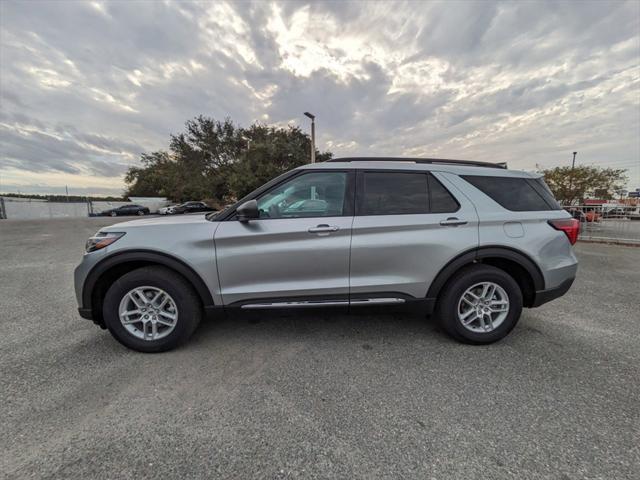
[65,185,69,202]
[304,112,316,163]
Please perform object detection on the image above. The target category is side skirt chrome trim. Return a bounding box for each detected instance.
[350,298,406,306]
[241,300,349,310]
[240,298,406,309]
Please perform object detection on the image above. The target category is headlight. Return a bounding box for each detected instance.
[85,232,125,252]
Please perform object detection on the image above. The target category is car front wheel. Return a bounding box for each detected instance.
[110,211,117,217]
[102,266,202,352]
[436,264,523,344]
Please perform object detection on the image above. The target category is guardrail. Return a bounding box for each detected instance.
[566,205,640,245]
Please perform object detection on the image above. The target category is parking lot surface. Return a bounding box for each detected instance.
[1,217,638,479]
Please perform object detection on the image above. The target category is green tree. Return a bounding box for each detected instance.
[124,151,176,198]
[228,123,331,198]
[125,116,331,204]
[542,165,628,205]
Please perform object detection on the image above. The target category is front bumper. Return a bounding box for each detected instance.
[73,249,107,318]
[530,277,575,307]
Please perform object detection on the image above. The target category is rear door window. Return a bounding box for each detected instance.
[357,172,459,215]
[461,175,559,211]
[360,172,429,215]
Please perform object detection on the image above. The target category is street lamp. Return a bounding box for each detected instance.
[569,151,577,205]
[304,112,316,163]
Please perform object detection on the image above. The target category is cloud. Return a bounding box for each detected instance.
[0,0,638,196]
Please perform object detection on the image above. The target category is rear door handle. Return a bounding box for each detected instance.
[308,224,340,234]
[440,217,467,227]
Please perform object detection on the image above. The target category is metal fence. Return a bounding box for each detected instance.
[567,205,640,245]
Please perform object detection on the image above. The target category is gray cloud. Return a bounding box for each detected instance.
[0,0,638,195]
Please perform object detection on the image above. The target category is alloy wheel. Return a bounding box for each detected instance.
[457,282,510,333]
[118,286,178,341]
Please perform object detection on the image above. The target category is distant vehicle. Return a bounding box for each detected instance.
[172,201,214,214]
[101,205,150,217]
[75,157,578,352]
[565,208,586,223]
[158,205,177,215]
[627,206,640,220]
[603,207,626,218]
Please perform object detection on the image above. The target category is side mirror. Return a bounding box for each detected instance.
[236,199,259,222]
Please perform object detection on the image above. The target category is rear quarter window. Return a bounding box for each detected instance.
[462,175,560,211]
[428,175,459,213]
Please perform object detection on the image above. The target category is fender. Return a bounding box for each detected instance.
[425,246,545,302]
[82,249,214,313]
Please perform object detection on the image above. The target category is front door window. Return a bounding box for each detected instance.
[256,172,347,219]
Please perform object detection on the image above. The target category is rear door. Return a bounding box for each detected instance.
[349,170,479,302]
[214,170,355,306]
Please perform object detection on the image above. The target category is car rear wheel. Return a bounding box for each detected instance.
[137,210,144,215]
[436,264,523,344]
[102,266,201,352]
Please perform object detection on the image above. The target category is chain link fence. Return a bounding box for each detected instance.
[566,205,640,245]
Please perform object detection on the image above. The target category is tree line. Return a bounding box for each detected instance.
[125,116,331,207]
[125,115,628,207]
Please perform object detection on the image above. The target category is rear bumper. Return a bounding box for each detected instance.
[530,277,575,307]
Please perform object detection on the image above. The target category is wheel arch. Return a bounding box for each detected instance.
[426,246,544,308]
[83,250,214,326]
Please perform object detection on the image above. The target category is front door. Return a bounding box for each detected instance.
[214,170,354,306]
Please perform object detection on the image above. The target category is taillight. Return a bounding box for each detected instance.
[548,218,579,245]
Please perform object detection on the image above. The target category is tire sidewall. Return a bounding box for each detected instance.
[439,266,523,344]
[103,268,200,352]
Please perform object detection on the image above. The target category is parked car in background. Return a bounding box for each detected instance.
[603,207,626,218]
[172,201,214,214]
[75,157,578,352]
[158,205,177,215]
[627,206,640,220]
[101,204,150,217]
[565,207,586,223]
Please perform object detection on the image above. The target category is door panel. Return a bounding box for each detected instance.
[214,170,354,306]
[349,171,479,299]
[214,217,353,305]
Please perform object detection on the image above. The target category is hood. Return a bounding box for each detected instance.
[103,213,211,231]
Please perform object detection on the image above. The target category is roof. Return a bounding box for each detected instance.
[326,157,507,169]
[298,157,536,178]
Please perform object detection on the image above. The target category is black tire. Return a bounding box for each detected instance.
[137,210,144,216]
[435,264,523,344]
[102,266,202,352]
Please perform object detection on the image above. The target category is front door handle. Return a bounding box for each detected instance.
[308,224,340,234]
[440,217,467,227]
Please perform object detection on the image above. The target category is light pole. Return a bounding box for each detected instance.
[569,151,577,205]
[304,112,315,163]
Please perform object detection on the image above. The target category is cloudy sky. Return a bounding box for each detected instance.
[1,0,639,196]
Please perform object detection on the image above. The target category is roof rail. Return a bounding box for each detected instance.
[325,157,508,169]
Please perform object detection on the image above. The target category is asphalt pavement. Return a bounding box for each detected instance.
[1,217,638,479]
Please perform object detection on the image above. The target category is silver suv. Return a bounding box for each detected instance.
[75,158,579,352]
